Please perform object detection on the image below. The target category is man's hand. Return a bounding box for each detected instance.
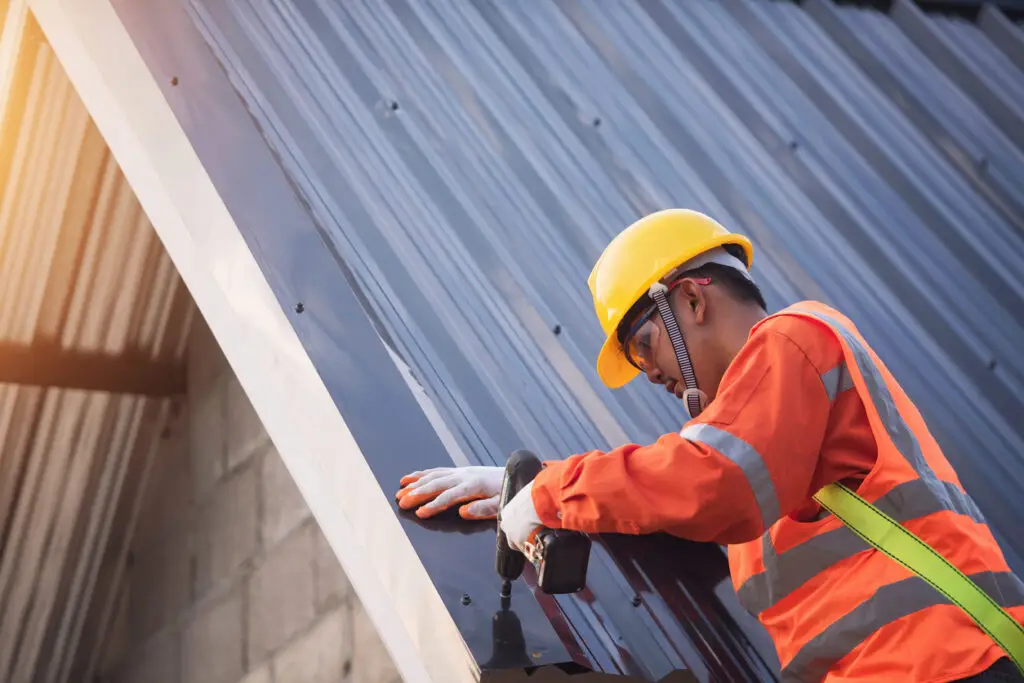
[499,481,543,550]
[395,466,503,519]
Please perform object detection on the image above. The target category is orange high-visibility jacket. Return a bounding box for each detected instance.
[531,301,1024,682]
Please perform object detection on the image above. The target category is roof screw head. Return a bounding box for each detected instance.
[170,76,179,86]
[294,302,305,314]
[461,593,472,605]
[988,358,997,370]
[389,100,400,112]
[631,594,642,607]
[552,324,562,336]
[592,116,601,127]
[789,139,799,151]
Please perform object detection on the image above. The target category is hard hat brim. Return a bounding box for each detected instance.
[596,335,641,389]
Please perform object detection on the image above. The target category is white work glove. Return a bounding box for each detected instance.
[499,481,543,550]
[396,466,503,520]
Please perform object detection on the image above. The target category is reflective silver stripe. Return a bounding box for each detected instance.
[741,305,995,634]
[738,479,988,615]
[790,306,953,509]
[781,571,1024,682]
[820,362,854,402]
[680,423,780,530]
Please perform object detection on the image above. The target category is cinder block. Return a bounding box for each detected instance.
[260,444,311,547]
[272,608,348,683]
[189,366,226,502]
[247,524,316,664]
[134,401,192,548]
[350,603,399,683]
[96,585,134,679]
[98,585,130,677]
[182,586,244,683]
[114,627,180,683]
[129,527,192,644]
[313,525,351,612]
[226,376,270,470]
[194,464,258,596]
[236,664,272,683]
[188,313,227,391]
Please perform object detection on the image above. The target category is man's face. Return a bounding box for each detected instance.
[624,278,716,401]
[642,314,688,399]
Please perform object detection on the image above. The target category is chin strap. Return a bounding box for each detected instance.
[649,283,705,419]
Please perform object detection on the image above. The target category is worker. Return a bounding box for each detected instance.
[395,209,1024,682]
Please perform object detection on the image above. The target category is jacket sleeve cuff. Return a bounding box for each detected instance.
[531,460,566,528]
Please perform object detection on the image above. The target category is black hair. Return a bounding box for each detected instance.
[679,262,767,311]
[615,259,766,345]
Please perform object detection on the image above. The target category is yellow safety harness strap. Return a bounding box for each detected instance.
[814,482,1024,675]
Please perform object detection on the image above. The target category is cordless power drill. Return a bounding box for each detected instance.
[495,450,591,597]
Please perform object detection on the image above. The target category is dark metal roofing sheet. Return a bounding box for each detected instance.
[124,0,1024,679]
[930,12,1024,109]
[845,6,1024,206]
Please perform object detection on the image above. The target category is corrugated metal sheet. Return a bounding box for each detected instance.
[977,4,1024,73]
[0,8,192,683]
[930,11,1024,114]
[844,5,1024,206]
[141,0,1024,679]
[189,0,1024,562]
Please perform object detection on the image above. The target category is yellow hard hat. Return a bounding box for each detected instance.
[588,209,754,388]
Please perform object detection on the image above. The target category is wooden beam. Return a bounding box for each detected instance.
[0,343,184,395]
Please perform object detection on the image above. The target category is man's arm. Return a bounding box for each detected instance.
[530,327,834,545]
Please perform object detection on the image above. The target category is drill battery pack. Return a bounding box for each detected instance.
[528,527,591,595]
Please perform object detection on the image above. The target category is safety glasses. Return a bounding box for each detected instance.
[621,276,711,372]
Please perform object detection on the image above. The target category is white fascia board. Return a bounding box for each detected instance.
[28,1,478,681]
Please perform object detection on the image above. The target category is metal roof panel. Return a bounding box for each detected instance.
[109,0,1024,679]
[931,12,1024,108]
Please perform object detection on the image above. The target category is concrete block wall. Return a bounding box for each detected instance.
[99,315,401,683]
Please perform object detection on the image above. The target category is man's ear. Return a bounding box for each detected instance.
[675,279,707,325]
